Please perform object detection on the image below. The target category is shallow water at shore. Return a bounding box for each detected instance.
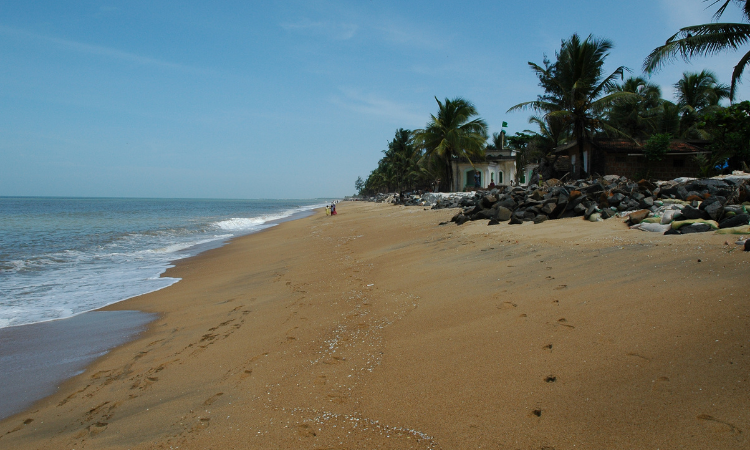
[0,197,326,328]
[0,310,156,420]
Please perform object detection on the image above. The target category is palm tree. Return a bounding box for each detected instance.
[674,70,730,136]
[508,34,635,164]
[485,132,504,151]
[607,76,663,140]
[413,97,488,192]
[644,0,750,101]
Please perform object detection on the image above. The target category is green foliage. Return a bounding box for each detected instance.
[607,77,663,140]
[643,133,672,162]
[413,97,488,192]
[509,33,635,150]
[360,128,427,195]
[354,176,364,194]
[674,70,730,138]
[644,0,750,101]
[698,100,750,170]
[507,132,542,183]
[692,153,717,177]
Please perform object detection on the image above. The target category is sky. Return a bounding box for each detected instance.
[1,0,748,199]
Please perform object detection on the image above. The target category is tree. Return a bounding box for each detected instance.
[644,0,750,101]
[506,132,539,183]
[413,97,488,192]
[354,176,364,195]
[698,100,750,169]
[607,77,664,140]
[508,33,636,172]
[485,131,505,151]
[674,70,731,137]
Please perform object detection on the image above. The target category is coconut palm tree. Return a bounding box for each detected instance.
[674,70,731,136]
[508,34,635,172]
[485,132,504,151]
[644,0,750,101]
[607,76,663,140]
[413,97,488,192]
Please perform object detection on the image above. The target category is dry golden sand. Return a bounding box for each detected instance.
[1,201,749,449]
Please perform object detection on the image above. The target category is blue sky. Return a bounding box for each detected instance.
[1,0,747,198]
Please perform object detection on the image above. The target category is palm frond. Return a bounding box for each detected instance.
[731,49,750,99]
[644,23,750,72]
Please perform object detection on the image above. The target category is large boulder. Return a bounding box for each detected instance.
[495,207,512,222]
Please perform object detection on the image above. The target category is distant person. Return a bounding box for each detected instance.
[331,203,337,215]
[474,171,480,188]
[325,205,331,216]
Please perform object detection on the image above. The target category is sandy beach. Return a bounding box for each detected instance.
[1,201,748,449]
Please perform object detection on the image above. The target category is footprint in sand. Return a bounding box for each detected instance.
[203,392,223,406]
[697,414,742,436]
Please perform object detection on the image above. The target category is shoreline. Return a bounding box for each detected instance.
[0,206,321,422]
[1,202,748,449]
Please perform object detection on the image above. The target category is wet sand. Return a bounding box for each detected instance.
[1,201,748,449]
[0,311,155,421]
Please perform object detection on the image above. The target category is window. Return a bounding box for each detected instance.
[498,171,503,184]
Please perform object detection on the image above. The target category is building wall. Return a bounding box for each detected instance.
[452,161,518,191]
[603,153,702,180]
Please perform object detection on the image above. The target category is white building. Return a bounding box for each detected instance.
[450,146,536,191]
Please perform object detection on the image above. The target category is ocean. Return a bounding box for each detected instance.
[0,197,327,329]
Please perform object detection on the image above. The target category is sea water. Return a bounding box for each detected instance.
[0,197,327,328]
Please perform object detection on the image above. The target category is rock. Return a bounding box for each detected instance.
[664,228,682,235]
[573,203,586,215]
[541,202,556,215]
[639,197,654,208]
[531,189,545,201]
[509,215,523,225]
[523,210,537,221]
[454,214,469,225]
[472,209,495,220]
[638,179,657,191]
[600,209,616,219]
[497,198,517,210]
[495,207,512,222]
[681,205,708,220]
[745,240,750,251]
[719,214,750,228]
[534,214,549,224]
[628,209,651,224]
[704,201,724,221]
[488,218,500,226]
[680,223,713,234]
[609,193,625,205]
[569,190,582,201]
[584,204,598,219]
[677,185,690,200]
[481,195,497,208]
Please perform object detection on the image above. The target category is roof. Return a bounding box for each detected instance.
[554,138,710,155]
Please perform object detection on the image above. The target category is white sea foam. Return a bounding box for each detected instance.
[0,199,329,329]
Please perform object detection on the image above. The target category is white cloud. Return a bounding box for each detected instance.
[0,25,207,73]
[280,18,357,40]
[658,0,746,28]
[330,88,425,126]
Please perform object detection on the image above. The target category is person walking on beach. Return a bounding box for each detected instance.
[325,205,331,216]
[331,203,337,215]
